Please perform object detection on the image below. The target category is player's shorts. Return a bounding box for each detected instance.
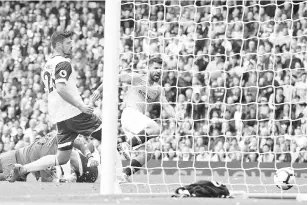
[57,113,102,151]
[121,107,156,140]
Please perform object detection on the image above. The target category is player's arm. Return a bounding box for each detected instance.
[73,137,99,167]
[91,72,142,101]
[120,73,143,84]
[93,73,134,94]
[119,73,133,84]
[73,138,92,159]
[55,62,93,114]
[160,89,176,119]
[91,83,104,102]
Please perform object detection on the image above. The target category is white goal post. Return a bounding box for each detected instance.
[100,0,121,195]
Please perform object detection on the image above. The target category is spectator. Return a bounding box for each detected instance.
[23,119,37,144]
[196,147,211,161]
[294,147,307,163]
[259,144,275,162]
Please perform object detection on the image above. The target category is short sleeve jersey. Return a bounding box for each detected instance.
[42,55,82,123]
[124,74,162,114]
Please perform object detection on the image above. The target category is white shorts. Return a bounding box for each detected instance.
[121,107,155,140]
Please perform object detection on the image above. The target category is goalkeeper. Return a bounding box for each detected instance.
[91,57,177,178]
[0,133,99,182]
[172,180,232,198]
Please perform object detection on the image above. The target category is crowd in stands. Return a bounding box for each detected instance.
[0,1,306,164]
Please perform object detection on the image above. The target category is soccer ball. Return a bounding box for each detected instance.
[274,167,295,190]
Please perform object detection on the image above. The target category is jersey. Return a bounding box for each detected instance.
[42,55,82,123]
[173,180,231,198]
[124,74,162,114]
[15,134,58,166]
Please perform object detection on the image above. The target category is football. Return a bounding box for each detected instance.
[274,167,295,190]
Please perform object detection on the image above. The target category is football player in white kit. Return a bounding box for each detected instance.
[8,31,103,182]
[91,57,176,179]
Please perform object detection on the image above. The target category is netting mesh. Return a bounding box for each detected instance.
[117,0,307,194]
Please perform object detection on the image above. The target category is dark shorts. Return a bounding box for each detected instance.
[57,113,102,151]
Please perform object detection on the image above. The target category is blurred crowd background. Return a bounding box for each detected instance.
[0,1,306,164]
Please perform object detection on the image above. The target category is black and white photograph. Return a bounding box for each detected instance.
[0,0,306,204]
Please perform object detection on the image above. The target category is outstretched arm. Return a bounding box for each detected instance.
[91,73,141,101]
[119,73,133,84]
[91,83,104,102]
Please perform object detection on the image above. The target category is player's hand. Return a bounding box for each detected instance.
[87,157,99,167]
[79,104,94,114]
[90,90,101,102]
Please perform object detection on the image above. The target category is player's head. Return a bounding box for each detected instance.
[148,57,163,82]
[51,31,73,57]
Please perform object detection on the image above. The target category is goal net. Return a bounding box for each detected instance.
[115,0,307,196]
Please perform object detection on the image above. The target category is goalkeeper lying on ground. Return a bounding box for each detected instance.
[0,132,99,183]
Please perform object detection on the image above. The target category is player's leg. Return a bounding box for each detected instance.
[123,143,153,180]
[17,123,76,173]
[69,113,102,141]
[9,149,73,182]
[8,120,77,182]
[129,120,160,147]
[121,107,160,148]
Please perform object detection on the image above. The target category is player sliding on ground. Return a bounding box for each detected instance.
[0,132,98,183]
[8,31,107,182]
[91,57,177,180]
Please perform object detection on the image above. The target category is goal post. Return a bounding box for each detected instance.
[100,0,121,195]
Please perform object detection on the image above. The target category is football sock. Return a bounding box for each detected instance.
[23,155,60,173]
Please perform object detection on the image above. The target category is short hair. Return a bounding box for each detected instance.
[50,31,72,49]
[149,57,163,66]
